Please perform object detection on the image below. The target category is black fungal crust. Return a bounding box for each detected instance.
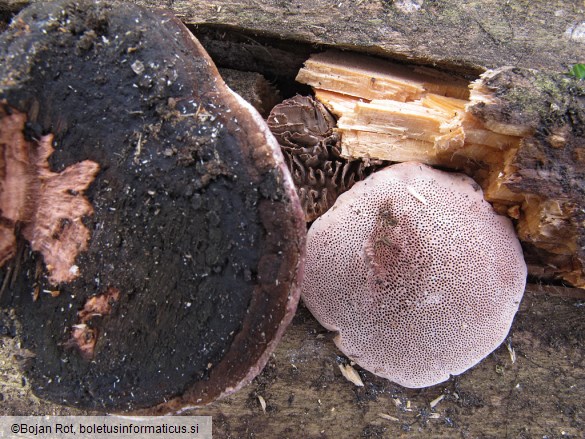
[0,0,305,412]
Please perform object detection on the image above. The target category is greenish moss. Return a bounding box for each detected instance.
[569,63,585,80]
[488,68,585,129]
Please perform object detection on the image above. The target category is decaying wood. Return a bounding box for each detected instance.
[297,51,585,289]
[1,1,583,74]
[2,288,584,437]
[0,1,583,435]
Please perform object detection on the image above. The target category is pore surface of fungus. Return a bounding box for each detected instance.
[0,0,305,412]
[302,162,526,388]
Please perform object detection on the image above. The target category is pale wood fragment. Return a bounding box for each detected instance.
[297,51,585,288]
[338,363,365,387]
[297,51,469,102]
[340,130,443,166]
[378,413,400,422]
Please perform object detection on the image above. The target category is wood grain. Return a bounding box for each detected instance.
[1,0,584,72]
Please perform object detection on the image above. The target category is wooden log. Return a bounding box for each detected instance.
[0,0,583,434]
[296,51,585,289]
[1,0,583,74]
[2,287,585,437]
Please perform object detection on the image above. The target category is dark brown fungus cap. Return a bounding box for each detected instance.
[0,0,305,413]
[268,95,382,222]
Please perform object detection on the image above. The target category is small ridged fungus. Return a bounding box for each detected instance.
[267,95,381,222]
[302,161,527,388]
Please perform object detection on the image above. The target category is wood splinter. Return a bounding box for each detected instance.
[296,51,585,289]
[0,105,99,285]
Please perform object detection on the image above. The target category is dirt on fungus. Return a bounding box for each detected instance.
[0,0,304,412]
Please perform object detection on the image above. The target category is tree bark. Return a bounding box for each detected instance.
[107,0,585,74]
[2,0,584,73]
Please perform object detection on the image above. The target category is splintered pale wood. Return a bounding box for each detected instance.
[297,51,585,289]
[296,51,513,170]
[297,51,470,102]
[338,100,448,142]
[341,130,443,166]
[468,69,585,290]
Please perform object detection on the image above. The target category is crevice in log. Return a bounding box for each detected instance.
[190,25,482,102]
[191,25,314,99]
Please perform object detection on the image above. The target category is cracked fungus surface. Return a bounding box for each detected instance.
[302,161,527,388]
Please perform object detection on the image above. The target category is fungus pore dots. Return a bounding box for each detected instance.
[301,161,526,388]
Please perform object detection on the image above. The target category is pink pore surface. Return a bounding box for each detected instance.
[302,161,527,388]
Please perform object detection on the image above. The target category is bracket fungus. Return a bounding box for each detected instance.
[0,0,305,412]
[302,162,527,388]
